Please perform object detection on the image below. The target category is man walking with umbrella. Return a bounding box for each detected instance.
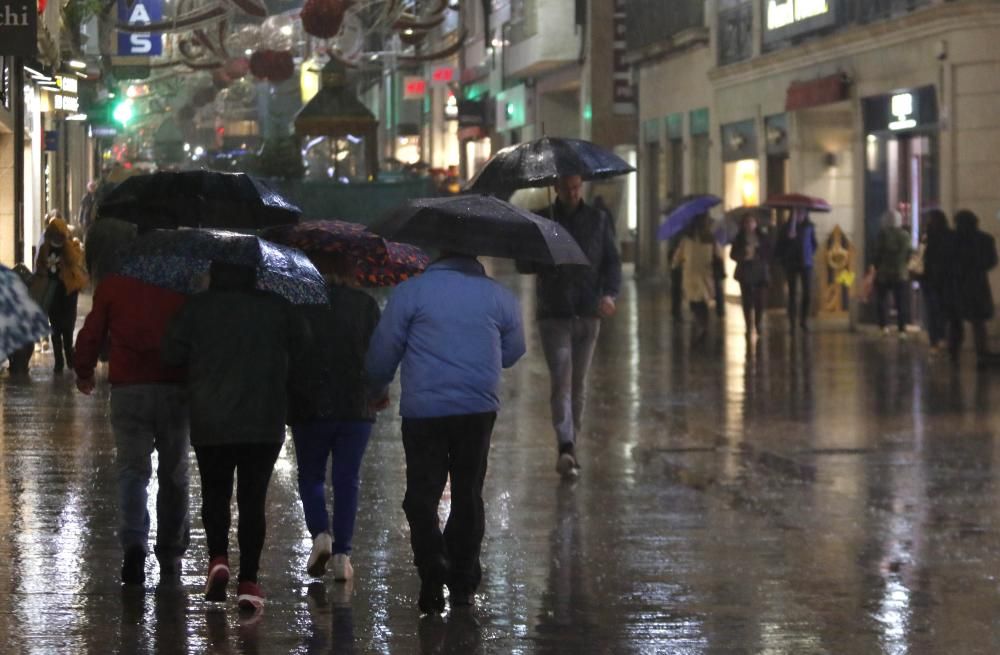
[776,207,818,332]
[365,251,525,614]
[519,175,622,480]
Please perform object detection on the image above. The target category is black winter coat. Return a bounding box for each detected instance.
[288,284,381,424]
[730,228,772,287]
[953,228,998,321]
[517,200,622,319]
[162,289,308,447]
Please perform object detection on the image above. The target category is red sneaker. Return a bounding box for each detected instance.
[205,556,229,601]
[237,580,265,612]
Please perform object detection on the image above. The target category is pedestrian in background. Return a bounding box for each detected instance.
[288,252,381,583]
[671,213,722,343]
[34,213,88,372]
[730,211,771,337]
[162,261,307,613]
[668,234,685,323]
[872,210,912,338]
[517,174,621,480]
[776,208,818,332]
[77,180,98,234]
[949,209,998,364]
[74,274,189,585]
[918,209,955,353]
[366,252,525,614]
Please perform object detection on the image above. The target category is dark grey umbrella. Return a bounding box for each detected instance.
[465,137,635,193]
[97,171,301,231]
[371,195,590,266]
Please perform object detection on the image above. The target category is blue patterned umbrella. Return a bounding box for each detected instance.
[0,265,51,360]
[118,229,327,305]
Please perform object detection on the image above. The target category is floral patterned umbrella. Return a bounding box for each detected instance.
[262,219,429,287]
[0,265,51,360]
[118,229,328,304]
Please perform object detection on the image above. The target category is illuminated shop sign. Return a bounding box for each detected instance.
[763,0,837,45]
[888,93,916,131]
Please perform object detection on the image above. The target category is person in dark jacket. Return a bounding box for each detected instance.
[872,210,913,338]
[775,208,818,332]
[35,215,89,371]
[74,274,189,585]
[288,252,381,583]
[919,209,956,352]
[730,211,772,337]
[162,261,307,613]
[516,175,622,479]
[948,209,998,363]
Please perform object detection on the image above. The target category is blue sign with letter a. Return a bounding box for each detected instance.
[117,0,162,56]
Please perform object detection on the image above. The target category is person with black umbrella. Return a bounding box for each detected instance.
[365,250,525,614]
[517,174,622,480]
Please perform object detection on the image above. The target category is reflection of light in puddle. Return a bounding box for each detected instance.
[876,578,911,654]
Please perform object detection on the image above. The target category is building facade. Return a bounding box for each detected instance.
[629,0,1000,308]
[457,0,639,245]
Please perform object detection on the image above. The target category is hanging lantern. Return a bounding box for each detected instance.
[249,49,296,83]
[301,0,348,39]
[269,50,295,82]
[224,57,250,79]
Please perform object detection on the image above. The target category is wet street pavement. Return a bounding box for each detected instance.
[4,262,1000,654]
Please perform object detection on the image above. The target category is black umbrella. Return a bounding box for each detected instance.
[465,137,635,193]
[371,195,590,266]
[97,171,301,231]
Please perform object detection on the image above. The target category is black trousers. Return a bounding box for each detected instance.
[401,412,495,596]
[876,279,908,331]
[740,282,766,331]
[49,289,78,367]
[670,268,684,319]
[194,442,282,582]
[785,268,812,325]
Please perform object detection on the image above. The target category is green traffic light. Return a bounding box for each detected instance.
[113,99,133,126]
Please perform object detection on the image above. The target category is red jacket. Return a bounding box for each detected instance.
[74,274,187,385]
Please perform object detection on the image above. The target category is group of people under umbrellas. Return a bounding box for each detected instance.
[661,191,999,368]
[0,137,629,618]
[660,192,824,340]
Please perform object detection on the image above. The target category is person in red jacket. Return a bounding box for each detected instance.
[74,273,190,586]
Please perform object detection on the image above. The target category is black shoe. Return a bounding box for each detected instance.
[448,589,475,607]
[122,546,146,585]
[53,361,64,373]
[418,580,445,614]
[158,556,182,577]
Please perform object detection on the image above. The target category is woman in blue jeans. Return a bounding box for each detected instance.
[289,252,382,581]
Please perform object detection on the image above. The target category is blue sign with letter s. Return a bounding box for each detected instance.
[117,0,162,56]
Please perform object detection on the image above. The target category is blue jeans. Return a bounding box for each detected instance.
[291,420,372,554]
[110,384,190,560]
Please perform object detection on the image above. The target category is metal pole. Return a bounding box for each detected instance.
[12,56,24,265]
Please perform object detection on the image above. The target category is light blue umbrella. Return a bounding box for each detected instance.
[0,266,51,360]
[656,194,722,241]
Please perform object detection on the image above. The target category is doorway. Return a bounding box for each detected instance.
[863,130,939,324]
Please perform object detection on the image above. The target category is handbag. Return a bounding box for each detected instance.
[907,242,926,278]
[28,273,57,314]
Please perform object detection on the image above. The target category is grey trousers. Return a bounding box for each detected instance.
[110,384,191,560]
[538,317,601,448]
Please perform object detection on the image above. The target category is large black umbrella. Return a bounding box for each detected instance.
[117,229,327,304]
[97,171,301,231]
[371,195,590,266]
[466,137,635,193]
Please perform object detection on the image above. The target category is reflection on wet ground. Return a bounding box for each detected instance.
[3,263,1000,653]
